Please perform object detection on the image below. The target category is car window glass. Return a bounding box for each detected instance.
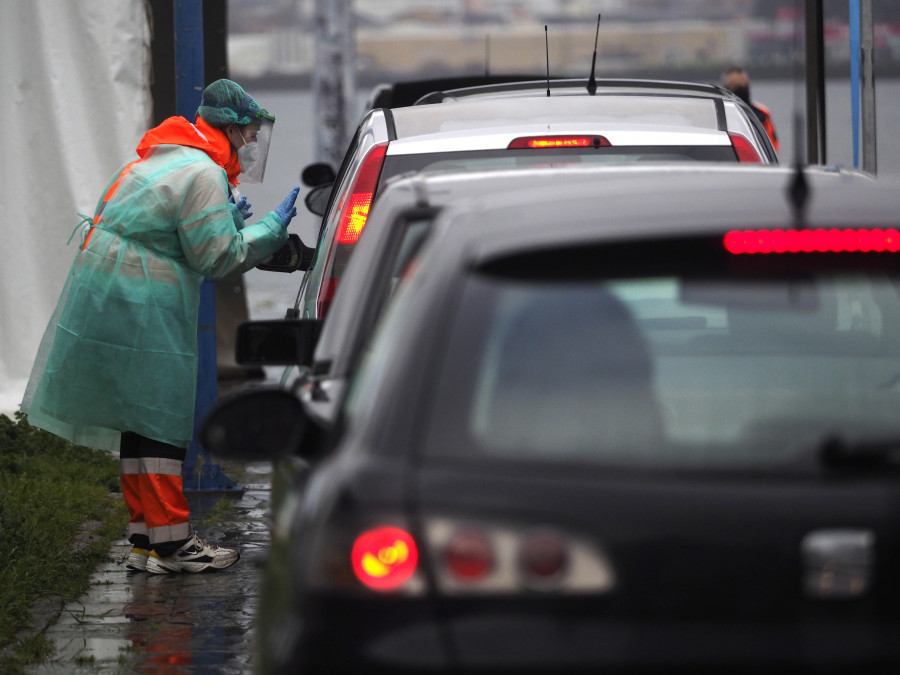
[341,269,420,427]
[312,215,432,373]
[392,96,721,136]
[387,219,430,296]
[381,147,737,182]
[428,271,900,472]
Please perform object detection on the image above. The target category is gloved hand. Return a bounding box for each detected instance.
[229,194,253,220]
[275,186,300,228]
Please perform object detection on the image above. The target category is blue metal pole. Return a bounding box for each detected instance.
[174,0,239,491]
[850,0,861,168]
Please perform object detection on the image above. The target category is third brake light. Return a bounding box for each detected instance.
[724,229,900,254]
[508,135,611,149]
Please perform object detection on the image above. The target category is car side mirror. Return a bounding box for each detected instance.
[304,183,333,217]
[235,318,323,367]
[301,162,336,186]
[256,234,314,273]
[200,386,305,460]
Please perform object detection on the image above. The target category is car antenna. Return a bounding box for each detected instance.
[587,13,601,95]
[545,25,551,97]
[484,34,490,76]
[786,0,809,226]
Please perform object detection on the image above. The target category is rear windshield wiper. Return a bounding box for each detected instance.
[819,435,900,469]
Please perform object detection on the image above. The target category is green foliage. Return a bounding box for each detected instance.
[202,497,235,525]
[0,413,126,667]
[9,632,52,666]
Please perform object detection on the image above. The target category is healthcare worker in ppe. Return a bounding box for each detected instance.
[21,79,300,574]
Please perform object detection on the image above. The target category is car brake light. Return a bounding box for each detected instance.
[336,143,388,245]
[728,132,762,163]
[724,228,900,254]
[352,526,419,591]
[444,529,494,581]
[508,135,611,149]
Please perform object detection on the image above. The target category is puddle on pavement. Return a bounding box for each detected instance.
[83,637,132,660]
[27,463,271,675]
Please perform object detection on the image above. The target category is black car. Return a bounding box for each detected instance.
[204,165,900,673]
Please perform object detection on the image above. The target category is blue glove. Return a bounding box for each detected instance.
[229,194,253,220]
[275,186,300,228]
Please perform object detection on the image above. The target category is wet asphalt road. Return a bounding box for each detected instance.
[27,461,272,675]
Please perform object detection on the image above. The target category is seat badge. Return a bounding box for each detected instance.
[801,529,874,599]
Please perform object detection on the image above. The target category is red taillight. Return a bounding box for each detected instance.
[508,135,611,149]
[519,531,569,587]
[724,228,900,255]
[728,132,762,163]
[336,143,387,245]
[338,193,373,244]
[444,529,494,581]
[352,526,418,591]
[316,142,388,317]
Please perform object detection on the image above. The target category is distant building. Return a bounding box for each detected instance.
[226,0,900,86]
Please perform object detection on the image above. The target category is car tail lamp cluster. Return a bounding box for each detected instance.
[724,229,900,254]
[316,142,388,317]
[508,135,611,149]
[440,528,572,589]
[428,518,615,595]
[317,518,615,596]
[336,143,388,245]
[727,132,763,163]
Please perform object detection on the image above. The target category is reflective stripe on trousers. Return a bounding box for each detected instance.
[120,432,191,546]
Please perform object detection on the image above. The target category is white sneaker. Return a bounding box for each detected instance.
[145,533,239,574]
[125,547,150,572]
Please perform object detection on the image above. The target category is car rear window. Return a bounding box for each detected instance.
[381,146,738,180]
[427,248,900,473]
[392,95,721,136]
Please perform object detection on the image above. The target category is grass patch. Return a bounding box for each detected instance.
[202,497,236,525]
[8,632,52,666]
[0,413,127,672]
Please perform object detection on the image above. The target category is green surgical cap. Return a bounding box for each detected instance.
[196,79,275,127]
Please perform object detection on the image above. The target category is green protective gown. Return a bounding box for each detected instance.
[21,117,288,451]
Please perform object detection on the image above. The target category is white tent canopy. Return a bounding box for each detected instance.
[0,0,151,415]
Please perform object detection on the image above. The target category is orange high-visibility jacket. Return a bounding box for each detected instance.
[754,101,779,154]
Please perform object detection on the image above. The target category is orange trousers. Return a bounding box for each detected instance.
[120,432,192,555]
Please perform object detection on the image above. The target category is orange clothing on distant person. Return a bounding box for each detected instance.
[722,67,779,155]
[752,101,779,154]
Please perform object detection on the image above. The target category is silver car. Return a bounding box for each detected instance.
[294,78,779,320]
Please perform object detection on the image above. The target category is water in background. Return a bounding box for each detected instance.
[243,80,900,320]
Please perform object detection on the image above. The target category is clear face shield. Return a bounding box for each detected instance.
[237,116,274,184]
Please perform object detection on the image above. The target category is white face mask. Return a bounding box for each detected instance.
[237,140,261,183]
[235,118,273,184]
